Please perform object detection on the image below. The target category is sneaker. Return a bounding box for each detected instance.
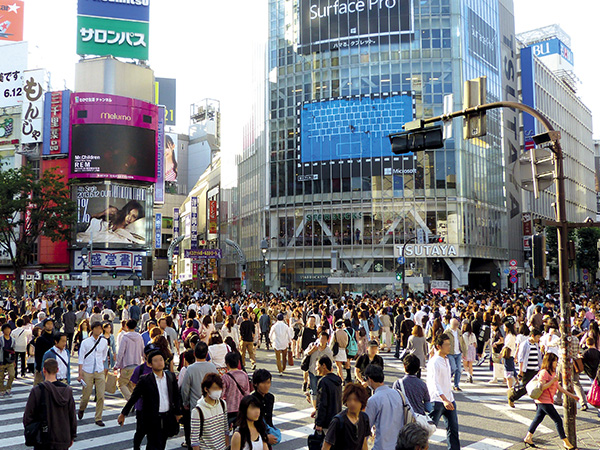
[453,386,462,392]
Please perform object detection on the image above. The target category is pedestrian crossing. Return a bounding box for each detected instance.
[1,353,597,450]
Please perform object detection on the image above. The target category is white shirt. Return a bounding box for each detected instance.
[78,335,109,374]
[155,372,170,413]
[51,346,69,380]
[450,329,460,354]
[427,353,454,403]
[269,321,293,351]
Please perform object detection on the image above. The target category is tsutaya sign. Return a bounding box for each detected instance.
[395,244,458,258]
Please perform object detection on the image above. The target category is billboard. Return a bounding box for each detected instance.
[43,90,71,156]
[467,7,498,69]
[165,132,178,183]
[527,38,574,66]
[520,46,536,150]
[0,0,24,42]
[77,15,149,60]
[190,197,198,249]
[69,92,158,182]
[155,213,162,249]
[0,41,27,108]
[155,77,176,126]
[21,69,46,145]
[74,183,152,248]
[155,105,165,203]
[298,0,414,54]
[0,112,19,147]
[299,94,414,163]
[77,0,150,22]
[173,207,180,256]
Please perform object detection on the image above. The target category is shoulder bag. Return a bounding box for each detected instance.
[24,384,49,446]
[526,374,543,400]
[397,379,437,437]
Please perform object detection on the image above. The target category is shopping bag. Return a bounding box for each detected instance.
[587,379,600,407]
[105,371,117,394]
[288,349,294,366]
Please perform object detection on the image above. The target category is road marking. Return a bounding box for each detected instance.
[463,438,513,449]
[480,402,553,434]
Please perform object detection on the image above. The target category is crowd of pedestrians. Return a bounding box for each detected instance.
[0,283,598,450]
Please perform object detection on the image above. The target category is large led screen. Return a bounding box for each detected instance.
[299,94,414,163]
[74,183,152,248]
[298,0,414,54]
[71,124,156,181]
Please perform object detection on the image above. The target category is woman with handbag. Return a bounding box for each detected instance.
[523,352,578,449]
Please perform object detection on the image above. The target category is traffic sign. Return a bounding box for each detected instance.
[510,276,518,284]
[509,259,517,267]
[509,269,518,276]
[583,274,589,281]
[397,256,405,265]
[503,269,510,275]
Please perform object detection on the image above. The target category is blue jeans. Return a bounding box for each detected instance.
[447,353,462,388]
[431,401,460,450]
[529,403,566,439]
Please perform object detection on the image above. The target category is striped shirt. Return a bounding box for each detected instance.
[190,397,229,449]
[527,343,541,371]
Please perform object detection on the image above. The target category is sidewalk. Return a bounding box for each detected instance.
[507,420,600,450]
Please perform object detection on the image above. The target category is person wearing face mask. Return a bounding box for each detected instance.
[118,351,182,450]
[190,373,229,450]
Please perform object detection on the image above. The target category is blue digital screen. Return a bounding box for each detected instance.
[299,95,414,163]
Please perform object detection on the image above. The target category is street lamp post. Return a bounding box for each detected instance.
[260,239,268,295]
[401,236,418,299]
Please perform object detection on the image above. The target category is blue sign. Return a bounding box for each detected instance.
[520,46,536,148]
[42,90,70,156]
[397,256,405,265]
[503,268,509,275]
[78,0,150,22]
[299,94,414,163]
[173,207,180,256]
[190,197,198,249]
[527,38,574,65]
[155,213,162,249]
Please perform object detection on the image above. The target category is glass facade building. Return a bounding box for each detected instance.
[262,0,518,292]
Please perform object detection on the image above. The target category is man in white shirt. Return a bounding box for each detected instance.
[427,333,460,450]
[77,321,109,426]
[269,314,293,375]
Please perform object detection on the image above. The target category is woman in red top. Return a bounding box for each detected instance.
[524,352,578,449]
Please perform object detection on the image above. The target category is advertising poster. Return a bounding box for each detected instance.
[69,92,158,182]
[0,0,24,42]
[42,90,70,156]
[155,78,176,126]
[208,200,218,234]
[173,207,180,256]
[74,183,152,248]
[21,69,46,145]
[155,213,162,249]
[165,132,178,183]
[298,0,413,54]
[0,41,27,108]
[190,197,198,249]
[77,0,150,22]
[77,15,149,60]
[0,111,19,148]
[155,105,165,203]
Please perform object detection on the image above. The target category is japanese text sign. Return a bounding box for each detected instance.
[77,15,149,60]
[21,69,45,144]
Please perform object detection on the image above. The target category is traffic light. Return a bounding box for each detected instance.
[532,234,546,279]
[463,76,487,139]
[389,125,444,155]
[396,271,402,281]
[112,269,117,279]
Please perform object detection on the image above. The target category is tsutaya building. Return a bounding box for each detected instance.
[257,0,523,293]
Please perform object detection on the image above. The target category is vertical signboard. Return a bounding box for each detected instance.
[208,200,218,235]
[21,69,46,145]
[0,0,24,42]
[43,90,71,156]
[0,41,27,108]
[173,207,180,256]
[520,45,536,151]
[155,213,162,249]
[190,197,198,249]
[155,105,165,203]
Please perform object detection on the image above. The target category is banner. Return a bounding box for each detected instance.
[70,92,158,182]
[209,200,217,234]
[0,41,27,108]
[0,0,24,42]
[74,249,144,271]
[155,105,165,203]
[184,249,222,259]
[43,90,70,155]
[155,213,162,249]
[74,183,152,248]
[165,132,178,184]
[77,15,149,60]
[173,207,180,256]
[190,197,198,249]
[21,69,46,145]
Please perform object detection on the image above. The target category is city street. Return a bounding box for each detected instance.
[1,347,598,450]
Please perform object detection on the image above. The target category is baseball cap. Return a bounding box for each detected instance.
[368,340,379,347]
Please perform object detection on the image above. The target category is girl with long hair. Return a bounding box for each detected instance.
[230,395,268,450]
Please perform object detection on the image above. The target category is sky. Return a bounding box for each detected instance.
[9,0,600,187]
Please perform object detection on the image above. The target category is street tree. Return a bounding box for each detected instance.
[0,164,76,296]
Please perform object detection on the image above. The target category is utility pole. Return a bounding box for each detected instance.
[401,236,418,299]
[390,89,577,445]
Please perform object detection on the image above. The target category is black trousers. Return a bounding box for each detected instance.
[133,409,146,450]
[510,369,538,402]
[146,415,169,450]
[183,407,192,447]
[66,333,74,352]
[260,331,271,348]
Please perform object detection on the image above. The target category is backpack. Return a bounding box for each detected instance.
[346,328,358,357]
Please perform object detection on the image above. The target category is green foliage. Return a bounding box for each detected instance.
[0,165,76,291]
[575,227,600,277]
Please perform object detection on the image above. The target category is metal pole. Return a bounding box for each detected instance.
[402,236,417,300]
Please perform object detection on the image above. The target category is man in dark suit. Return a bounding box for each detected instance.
[117,350,182,450]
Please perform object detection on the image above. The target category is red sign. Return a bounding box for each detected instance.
[208,200,217,234]
[0,273,15,280]
[0,0,24,42]
[509,259,517,267]
[49,91,63,154]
